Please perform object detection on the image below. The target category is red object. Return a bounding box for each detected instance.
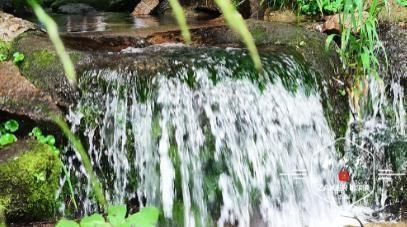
[338,168,350,182]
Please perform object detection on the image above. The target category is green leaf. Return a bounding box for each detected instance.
[80,214,108,227]
[4,120,19,132]
[12,52,24,64]
[107,205,127,226]
[30,127,43,138]
[124,207,159,227]
[46,135,56,145]
[56,219,80,227]
[38,135,47,144]
[0,133,17,146]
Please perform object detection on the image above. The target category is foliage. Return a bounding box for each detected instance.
[29,127,78,210]
[0,120,18,147]
[325,0,387,116]
[12,52,25,65]
[30,127,58,152]
[396,0,407,6]
[56,206,160,227]
[0,141,62,222]
[27,0,77,85]
[0,41,11,62]
[267,0,344,14]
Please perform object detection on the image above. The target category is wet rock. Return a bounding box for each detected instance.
[59,19,347,138]
[379,23,407,90]
[0,139,62,223]
[0,12,36,42]
[132,0,159,15]
[12,30,80,108]
[0,61,62,121]
[57,3,97,15]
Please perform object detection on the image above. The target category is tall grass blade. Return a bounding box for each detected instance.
[168,0,191,44]
[215,0,262,70]
[27,0,76,85]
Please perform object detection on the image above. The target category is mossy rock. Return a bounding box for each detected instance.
[12,30,82,108]
[0,139,62,224]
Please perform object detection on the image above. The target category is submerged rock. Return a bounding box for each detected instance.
[57,3,97,15]
[0,139,62,223]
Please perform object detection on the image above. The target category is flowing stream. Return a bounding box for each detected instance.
[61,46,405,226]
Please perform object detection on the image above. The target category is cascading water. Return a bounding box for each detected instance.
[64,46,356,226]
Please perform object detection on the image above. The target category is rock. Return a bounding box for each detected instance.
[57,3,97,15]
[0,139,62,223]
[132,0,160,15]
[12,30,81,108]
[0,62,62,122]
[322,11,369,33]
[264,9,305,23]
[0,12,36,42]
[378,1,407,23]
[379,23,407,90]
[50,0,136,12]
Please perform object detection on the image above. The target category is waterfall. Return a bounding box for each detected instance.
[65,47,352,226]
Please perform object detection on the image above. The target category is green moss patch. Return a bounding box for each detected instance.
[0,140,62,223]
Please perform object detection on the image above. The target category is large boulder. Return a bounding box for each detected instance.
[0,139,62,224]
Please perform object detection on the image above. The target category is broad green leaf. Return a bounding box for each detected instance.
[56,219,80,227]
[80,214,108,227]
[124,207,159,227]
[4,120,19,132]
[107,205,127,226]
[0,133,17,146]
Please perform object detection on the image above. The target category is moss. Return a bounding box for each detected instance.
[0,141,62,223]
[0,41,11,60]
[250,25,268,44]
